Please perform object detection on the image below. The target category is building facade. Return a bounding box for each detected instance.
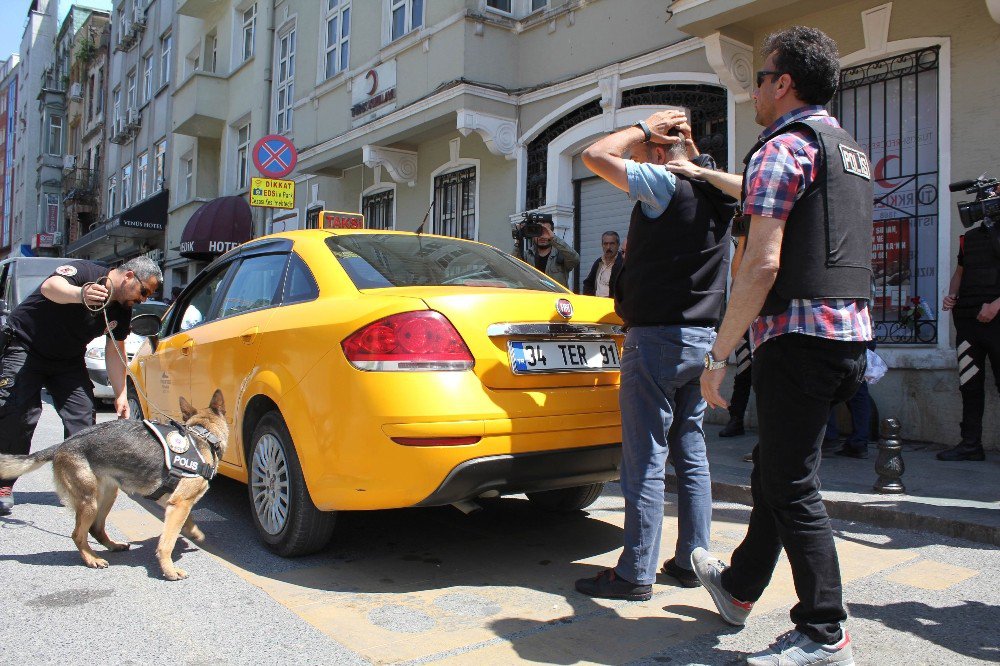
[60,6,111,249]
[0,56,19,258]
[11,0,60,258]
[66,0,172,285]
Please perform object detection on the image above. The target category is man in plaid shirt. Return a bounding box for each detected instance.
[681,27,873,666]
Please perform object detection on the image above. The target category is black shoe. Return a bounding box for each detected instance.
[575,568,652,601]
[937,442,985,461]
[742,451,754,462]
[660,557,701,588]
[719,418,745,438]
[835,446,869,459]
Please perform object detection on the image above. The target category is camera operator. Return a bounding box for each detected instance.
[513,216,580,288]
[0,257,162,516]
[938,181,1000,462]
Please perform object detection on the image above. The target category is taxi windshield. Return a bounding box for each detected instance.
[325,234,564,292]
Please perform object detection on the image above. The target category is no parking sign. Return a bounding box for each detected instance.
[252,134,297,179]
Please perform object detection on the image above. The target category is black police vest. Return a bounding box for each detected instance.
[955,224,1000,319]
[741,120,874,316]
[614,176,737,327]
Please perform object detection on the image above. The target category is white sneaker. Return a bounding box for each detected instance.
[690,547,753,626]
[746,629,855,665]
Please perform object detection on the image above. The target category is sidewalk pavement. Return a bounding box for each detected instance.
[666,428,1000,547]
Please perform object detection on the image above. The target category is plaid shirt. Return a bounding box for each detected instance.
[744,106,873,348]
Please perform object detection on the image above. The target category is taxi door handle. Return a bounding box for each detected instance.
[180,340,194,356]
[241,326,259,345]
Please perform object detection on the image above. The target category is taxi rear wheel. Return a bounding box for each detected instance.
[526,482,605,512]
[247,412,336,556]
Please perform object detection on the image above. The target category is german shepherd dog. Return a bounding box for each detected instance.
[0,390,227,581]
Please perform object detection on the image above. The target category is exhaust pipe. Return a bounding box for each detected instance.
[451,499,482,515]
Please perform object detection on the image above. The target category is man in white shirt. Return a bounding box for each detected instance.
[582,231,623,297]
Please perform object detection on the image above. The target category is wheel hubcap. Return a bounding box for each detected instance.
[250,433,289,535]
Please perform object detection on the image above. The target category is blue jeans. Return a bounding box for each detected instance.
[615,325,714,585]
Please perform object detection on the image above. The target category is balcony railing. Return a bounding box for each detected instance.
[62,168,100,202]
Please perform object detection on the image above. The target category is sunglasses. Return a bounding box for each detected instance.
[133,276,152,299]
[756,70,783,87]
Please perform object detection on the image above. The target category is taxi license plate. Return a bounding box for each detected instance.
[508,339,620,374]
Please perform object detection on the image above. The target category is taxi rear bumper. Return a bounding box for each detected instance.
[414,443,621,507]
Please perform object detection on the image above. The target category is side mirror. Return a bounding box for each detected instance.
[130,312,161,337]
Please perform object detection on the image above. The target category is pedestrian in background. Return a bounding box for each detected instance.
[689,27,872,665]
[582,231,623,297]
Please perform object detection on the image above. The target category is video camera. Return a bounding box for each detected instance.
[511,211,554,241]
[949,173,1000,228]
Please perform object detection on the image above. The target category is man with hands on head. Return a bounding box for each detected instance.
[0,257,162,516]
[688,27,873,666]
[573,108,737,599]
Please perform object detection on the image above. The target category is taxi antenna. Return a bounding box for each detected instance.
[415,199,434,236]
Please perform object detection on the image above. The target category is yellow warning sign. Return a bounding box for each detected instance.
[250,177,295,209]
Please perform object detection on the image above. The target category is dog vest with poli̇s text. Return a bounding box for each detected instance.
[143,419,217,500]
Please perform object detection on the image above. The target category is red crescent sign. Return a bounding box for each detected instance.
[366,69,379,96]
[874,155,901,189]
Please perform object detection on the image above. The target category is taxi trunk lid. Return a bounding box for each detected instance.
[415,289,624,390]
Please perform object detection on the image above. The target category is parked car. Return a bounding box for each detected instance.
[128,229,624,556]
[0,256,68,321]
[85,300,169,403]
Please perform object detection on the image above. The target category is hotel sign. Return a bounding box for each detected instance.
[351,61,396,125]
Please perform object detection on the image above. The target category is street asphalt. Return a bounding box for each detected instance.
[1,399,997,665]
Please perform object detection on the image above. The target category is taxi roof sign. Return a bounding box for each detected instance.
[319,211,365,229]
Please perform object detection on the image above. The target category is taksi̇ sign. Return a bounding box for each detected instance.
[351,60,396,124]
[250,177,295,209]
[252,134,297,179]
[319,211,365,229]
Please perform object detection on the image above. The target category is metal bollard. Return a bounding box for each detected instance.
[873,417,905,494]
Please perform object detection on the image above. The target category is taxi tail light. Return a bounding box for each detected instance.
[342,311,474,371]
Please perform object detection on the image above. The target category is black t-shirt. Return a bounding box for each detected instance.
[9,260,131,361]
[533,251,549,272]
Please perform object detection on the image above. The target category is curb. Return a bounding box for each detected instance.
[665,474,1000,547]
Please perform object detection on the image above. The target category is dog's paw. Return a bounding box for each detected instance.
[107,541,131,552]
[184,526,205,542]
[86,557,110,569]
[163,568,189,581]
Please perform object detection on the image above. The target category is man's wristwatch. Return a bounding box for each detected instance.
[704,350,728,371]
[633,120,652,142]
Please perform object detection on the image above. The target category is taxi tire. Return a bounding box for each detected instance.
[526,482,605,512]
[248,412,336,557]
[126,382,143,420]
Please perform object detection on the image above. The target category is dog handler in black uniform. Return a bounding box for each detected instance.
[939,202,1000,461]
[0,256,162,515]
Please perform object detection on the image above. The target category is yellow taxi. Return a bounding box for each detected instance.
[129,229,623,556]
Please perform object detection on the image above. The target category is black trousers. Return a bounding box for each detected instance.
[954,316,1000,445]
[721,333,866,645]
[728,332,753,421]
[0,340,96,488]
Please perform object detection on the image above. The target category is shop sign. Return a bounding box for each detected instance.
[351,61,397,124]
[46,194,59,233]
[250,177,295,209]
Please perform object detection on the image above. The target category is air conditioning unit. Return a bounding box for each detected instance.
[69,82,82,100]
[63,154,77,170]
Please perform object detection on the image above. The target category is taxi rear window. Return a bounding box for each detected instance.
[325,234,563,292]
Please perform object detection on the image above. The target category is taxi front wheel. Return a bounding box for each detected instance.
[526,482,605,512]
[247,411,336,556]
[126,383,143,420]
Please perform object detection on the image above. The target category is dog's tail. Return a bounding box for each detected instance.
[0,445,59,480]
